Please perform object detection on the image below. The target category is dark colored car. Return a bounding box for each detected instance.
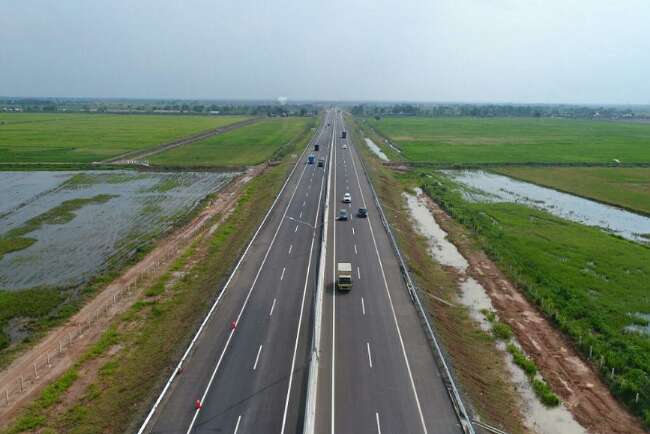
[337,209,349,220]
[357,207,368,218]
[318,158,325,167]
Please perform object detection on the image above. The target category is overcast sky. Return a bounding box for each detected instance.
[1,0,649,104]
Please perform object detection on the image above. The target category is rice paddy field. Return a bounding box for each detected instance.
[0,113,250,163]
[0,170,234,350]
[366,117,650,165]
[149,117,313,167]
[494,167,650,216]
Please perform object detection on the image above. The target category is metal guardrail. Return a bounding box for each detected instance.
[352,122,476,434]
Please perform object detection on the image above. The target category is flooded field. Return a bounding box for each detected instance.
[404,188,587,434]
[445,170,650,244]
[364,138,389,161]
[0,170,234,290]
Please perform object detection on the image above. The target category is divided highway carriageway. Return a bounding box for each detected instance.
[139,109,466,434]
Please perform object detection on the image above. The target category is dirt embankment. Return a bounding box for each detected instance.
[423,197,645,434]
[0,164,264,425]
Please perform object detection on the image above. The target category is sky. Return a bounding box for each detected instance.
[1,0,649,104]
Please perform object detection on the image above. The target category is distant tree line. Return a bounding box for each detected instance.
[0,98,320,117]
[350,103,649,120]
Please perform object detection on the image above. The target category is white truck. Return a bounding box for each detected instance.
[336,262,353,291]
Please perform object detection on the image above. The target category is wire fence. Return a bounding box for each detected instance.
[0,247,178,409]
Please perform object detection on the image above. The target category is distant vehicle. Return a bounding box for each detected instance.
[357,207,367,218]
[308,154,315,164]
[336,262,353,291]
[337,209,348,220]
[343,193,351,203]
[318,158,325,167]
[342,144,348,149]
[314,143,320,152]
[341,131,347,139]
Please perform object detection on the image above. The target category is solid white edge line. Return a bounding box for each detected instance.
[303,113,335,434]
[184,131,315,434]
[253,345,263,371]
[330,116,338,434]
[347,118,429,434]
[279,120,328,434]
[136,118,321,434]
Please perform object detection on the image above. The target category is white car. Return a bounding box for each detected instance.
[342,144,348,149]
[343,192,352,203]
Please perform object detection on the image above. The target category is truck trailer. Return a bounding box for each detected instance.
[336,262,352,291]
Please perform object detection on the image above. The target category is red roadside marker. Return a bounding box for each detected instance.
[195,399,202,409]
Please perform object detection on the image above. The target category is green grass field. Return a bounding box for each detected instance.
[423,171,650,425]
[366,117,650,165]
[0,113,250,163]
[150,117,312,167]
[495,167,650,216]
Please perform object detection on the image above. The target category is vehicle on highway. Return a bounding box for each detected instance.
[318,157,325,167]
[341,131,347,139]
[307,154,315,164]
[336,262,353,291]
[343,192,351,203]
[357,207,367,218]
[337,209,348,220]
[314,143,320,152]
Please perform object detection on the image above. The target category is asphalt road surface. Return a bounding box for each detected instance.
[147,112,333,434]
[144,109,463,434]
[314,111,462,434]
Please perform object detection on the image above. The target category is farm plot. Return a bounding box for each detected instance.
[150,117,312,167]
[0,170,234,291]
[0,113,249,163]
[366,117,650,165]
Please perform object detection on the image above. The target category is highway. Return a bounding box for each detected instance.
[141,109,464,434]
[145,112,334,434]
[314,111,462,434]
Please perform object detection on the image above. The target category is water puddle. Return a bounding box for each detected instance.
[403,187,587,434]
[445,170,650,244]
[364,138,389,161]
[0,170,235,290]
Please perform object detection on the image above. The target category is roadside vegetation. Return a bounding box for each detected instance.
[150,117,313,167]
[0,113,249,164]
[347,115,529,433]
[421,171,650,425]
[494,167,650,216]
[0,120,314,433]
[365,116,650,165]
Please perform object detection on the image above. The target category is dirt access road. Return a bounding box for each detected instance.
[100,117,261,164]
[0,165,263,426]
[424,197,645,434]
